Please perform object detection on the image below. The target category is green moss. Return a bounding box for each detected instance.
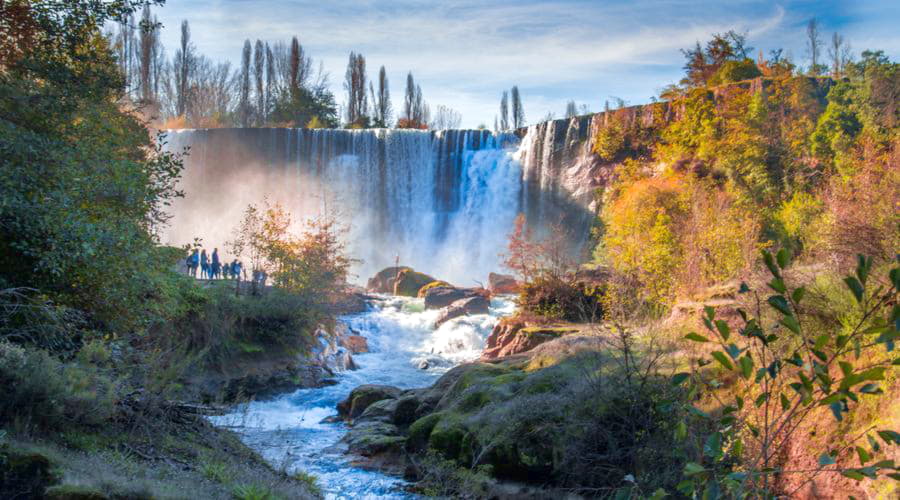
[44,484,107,499]
[407,413,444,452]
[519,326,578,336]
[417,281,453,297]
[428,416,467,460]
[393,269,437,297]
[458,390,491,412]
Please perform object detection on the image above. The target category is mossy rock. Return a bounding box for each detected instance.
[417,281,452,298]
[393,395,420,426]
[342,421,405,456]
[406,412,443,452]
[0,449,57,499]
[428,416,468,460]
[392,269,436,297]
[337,384,402,419]
[44,484,108,500]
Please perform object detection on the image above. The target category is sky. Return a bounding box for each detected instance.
[151,0,900,128]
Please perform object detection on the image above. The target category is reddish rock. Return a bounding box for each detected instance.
[488,272,520,295]
[340,335,369,354]
[481,318,577,359]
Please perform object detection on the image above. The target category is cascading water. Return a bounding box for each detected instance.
[212,296,516,499]
[164,128,524,286]
[164,124,597,498]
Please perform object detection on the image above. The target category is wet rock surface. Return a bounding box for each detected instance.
[433,295,491,328]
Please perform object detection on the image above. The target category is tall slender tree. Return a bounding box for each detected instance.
[403,72,415,124]
[511,85,525,129]
[499,91,509,131]
[175,20,193,117]
[343,51,368,126]
[806,18,823,75]
[239,39,251,127]
[138,5,154,104]
[253,40,265,125]
[265,42,275,121]
[372,65,391,127]
[828,32,852,78]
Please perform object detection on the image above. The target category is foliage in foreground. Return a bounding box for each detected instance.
[675,252,899,497]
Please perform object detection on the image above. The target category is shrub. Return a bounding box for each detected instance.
[0,342,116,429]
[773,191,826,255]
[676,252,900,497]
[518,277,603,322]
[708,59,762,86]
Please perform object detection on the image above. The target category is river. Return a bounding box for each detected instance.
[211,295,515,499]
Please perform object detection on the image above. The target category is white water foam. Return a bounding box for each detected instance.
[211,295,514,499]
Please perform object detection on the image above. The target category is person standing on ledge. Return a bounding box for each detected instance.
[200,249,209,280]
[211,248,221,279]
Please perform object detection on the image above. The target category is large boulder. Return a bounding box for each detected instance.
[417,280,453,298]
[339,335,369,354]
[423,286,481,309]
[337,384,402,419]
[434,295,491,328]
[488,272,520,295]
[366,267,409,293]
[481,318,578,359]
[393,269,437,297]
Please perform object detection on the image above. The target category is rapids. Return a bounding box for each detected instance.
[211,295,515,499]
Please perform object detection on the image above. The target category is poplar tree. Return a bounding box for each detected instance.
[499,91,509,131]
[239,40,251,127]
[511,85,525,129]
[253,40,265,125]
[175,20,193,117]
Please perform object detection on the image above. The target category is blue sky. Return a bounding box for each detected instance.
[152,0,900,128]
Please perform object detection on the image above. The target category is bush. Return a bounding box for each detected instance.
[708,59,762,86]
[0,342,116,429]
[519,277,603,322]
[773,191,826,255]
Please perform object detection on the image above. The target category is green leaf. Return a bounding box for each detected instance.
[877,430,900,445]
[844,276,864,303]
[813,334,829,350]
[780,393,790,411]
[839,361,853,376]
[672,372,691,385]
[704,432,722,459]
[873,459,895,468]
[858,367,886,382]
[739,355,753,379]
[738,282,750,293]
[859,383,882,394]
[776,247,791,269]
[675,420,687,440]
[704,306,715,321]
[781,315,801,334]
[685,332,709,343]
[767,295,792,316]
[818,453,836,466]
[856,446,871,465]
[768,278,786,293]
[841,470,865,481]
[684,462,705,476]
[714,320,731,341]
[792,286,806,303]
[649,488,668,500]
[830,401,844,421]
[762,250,780,278]
[755,393,769,408]
[856,254,871,285]
[711,351,734,371]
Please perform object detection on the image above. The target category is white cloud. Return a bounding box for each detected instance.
[150,0,895,127]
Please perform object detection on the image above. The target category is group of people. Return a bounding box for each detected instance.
[186,247,243,280]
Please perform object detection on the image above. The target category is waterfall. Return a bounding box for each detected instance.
[163,128,529,285]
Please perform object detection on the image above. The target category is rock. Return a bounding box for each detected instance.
[481,318,578,360]
[422,286,482,309]
[392,268,437,297]
[417,280,453,298]
[359,398,400,423]
[337,384,402,419]
[417,360,430,370]
[366,266,409,293]
[433,295,491,328]
[341,421,405,456]
[340,335,369,354]
[488,272,520,294]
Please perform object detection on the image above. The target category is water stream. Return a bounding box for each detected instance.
[211,295,515,499]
